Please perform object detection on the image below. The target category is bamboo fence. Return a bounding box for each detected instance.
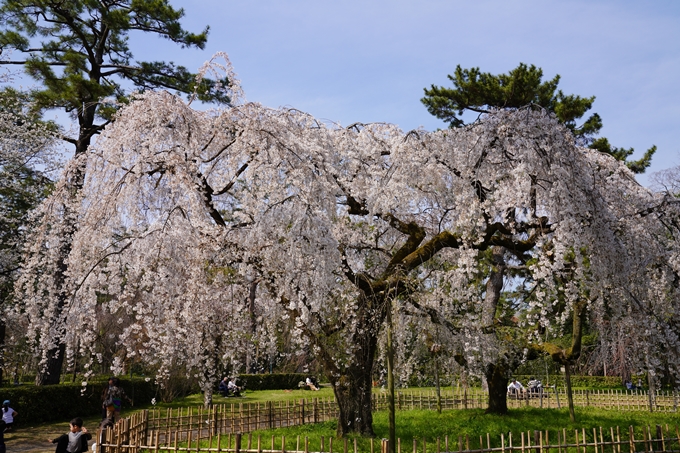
[96,388,680,453]
[97,421,680,453]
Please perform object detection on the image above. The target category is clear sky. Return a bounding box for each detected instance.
[21,0,680,187]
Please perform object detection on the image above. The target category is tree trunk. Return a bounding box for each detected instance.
[204,387,213,408]
[246,280,258,373]
[565,363,576,422]
[646,357,656,412]
[386,302,396,453]
[332,372,375,437]
[543,299,587,423]
[293,283,385,437]
[328,326,378,438]
[485,363,509,415]
[35,343,66,385]
[434,354,441,414]
[482,247,509,415]
[0,316,5,385]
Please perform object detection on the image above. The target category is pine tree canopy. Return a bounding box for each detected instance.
[422,63,655,174]
[0,0,231,152]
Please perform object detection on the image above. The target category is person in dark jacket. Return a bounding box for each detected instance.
[47,417,91,453]
[101,377,132,422]
[0,420,6,453]
[218,377,229,396]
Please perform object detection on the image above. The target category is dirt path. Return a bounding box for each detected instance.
[5,415,102,453]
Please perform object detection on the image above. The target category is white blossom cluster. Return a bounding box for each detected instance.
[1,95,60,363]
[13,82,680,392]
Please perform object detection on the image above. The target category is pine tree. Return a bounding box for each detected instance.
[0,0,232,385]
[422,63,655,173]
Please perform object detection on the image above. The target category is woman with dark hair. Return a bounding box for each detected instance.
[1,401,17,432]
[101,378,132,422]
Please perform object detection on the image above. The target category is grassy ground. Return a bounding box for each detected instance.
[135,387,680,451]
[164,388,680,452]
[155,385,337,407]
[213,407,680,452]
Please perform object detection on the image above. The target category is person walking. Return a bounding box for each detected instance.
[47,417,91,453]
[1,401,17,433]
[102,377,133,422]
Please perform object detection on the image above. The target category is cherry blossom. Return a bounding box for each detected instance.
[14,60,680,432]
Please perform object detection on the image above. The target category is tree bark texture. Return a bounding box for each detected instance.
[481,247,510,414]
[0,316,5,385]
[329,339,377,437]
[35,343,66,385]
[564,363,576,422]
[485,362,509,415]
[542,299,588,423]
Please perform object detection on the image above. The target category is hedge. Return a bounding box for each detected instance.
[238,373,312,390]
[512,375,629,389]
[0,378,156,425]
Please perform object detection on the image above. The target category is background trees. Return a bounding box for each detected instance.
[0,86,59,385]
[0,0,234,384]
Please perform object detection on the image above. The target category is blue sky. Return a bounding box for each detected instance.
[20,0,680,187]
[156,0,680,187]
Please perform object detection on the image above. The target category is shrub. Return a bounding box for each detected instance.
[238,373,311,390]
[513,375,627,389]
[0,377,156,424]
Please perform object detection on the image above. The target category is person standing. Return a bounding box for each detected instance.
[1,401,17,432]
[47,417,91,453]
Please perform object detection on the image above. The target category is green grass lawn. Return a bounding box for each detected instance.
[152,386,337,408]
[150,388,680,452]
[151,386,495,408]
[210,407,680,452]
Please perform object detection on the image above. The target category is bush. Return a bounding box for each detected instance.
[238,373,311,390]
[513,375,626,389]
[0,377,156,424]
[156,371,200,403]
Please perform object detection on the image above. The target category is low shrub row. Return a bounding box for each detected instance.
[0,377,156,425]
[512,375,629,389]
[238,373,312,391]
